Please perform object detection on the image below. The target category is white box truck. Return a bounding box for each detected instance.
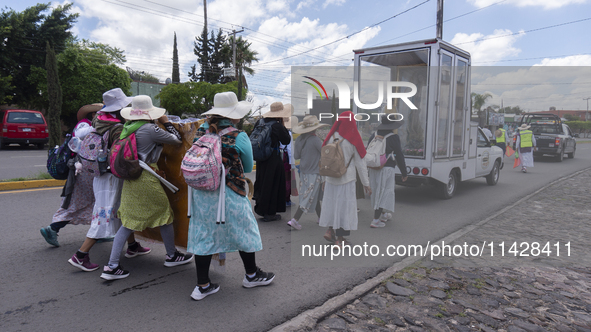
[353,38,503,199]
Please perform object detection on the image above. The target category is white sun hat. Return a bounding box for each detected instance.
[121,95,166,121]
[202,91,253,119]
[102,88,133,113]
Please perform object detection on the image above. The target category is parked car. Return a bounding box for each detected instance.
[0,109,49,149]
[514,113,576,162]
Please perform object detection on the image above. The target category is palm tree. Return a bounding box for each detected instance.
[221,36,259,100]
[471,92,492,127]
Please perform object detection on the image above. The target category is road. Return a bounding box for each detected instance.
[1,142,590,332]
[0,145,49,180]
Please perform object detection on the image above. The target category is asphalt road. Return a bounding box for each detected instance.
[1,143,590,331]
[0,145,49,180]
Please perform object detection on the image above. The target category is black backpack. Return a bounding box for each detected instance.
[47,134,75,180]
[250,119,275,161]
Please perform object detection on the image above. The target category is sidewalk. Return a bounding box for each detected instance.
[308,168,591,331]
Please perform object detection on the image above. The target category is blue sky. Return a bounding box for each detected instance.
[4,0,591,111]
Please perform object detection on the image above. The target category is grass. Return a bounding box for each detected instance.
[0,171,53,182]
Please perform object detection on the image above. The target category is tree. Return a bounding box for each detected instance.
[0,75,13,104]
[471,92,492,127]
[45,41,62,147]
[189,28,226,83]
[0,3,78,107]
[221,35,258,100]
[126,67,159,83]
[172,32,180,83]
[156,81,245,116]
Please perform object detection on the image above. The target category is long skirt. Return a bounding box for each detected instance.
[369,167,396,213]
[187,186,263,256]
[118,167,174,231]
[319,181,358,231]
[518,149,534,167]
[52,170,95,225]
[298,173,322,213]
[87,173,123,239]
[254,154,286,216]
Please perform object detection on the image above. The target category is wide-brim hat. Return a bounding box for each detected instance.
[377,114,405,130]
[202,91,253,120]
[77,103,103,122]
[285,115,298,130]
[262,101,291,118]
[518,123,531,130]
[102,88,133,113]
[121,95,166,121]
[292,115,329,134]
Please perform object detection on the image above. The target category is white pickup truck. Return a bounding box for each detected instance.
[353,38,504,199]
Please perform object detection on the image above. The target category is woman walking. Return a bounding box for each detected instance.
[287,115,328,230]
[101,95,193,280]
[187,92,274,300]
[253,102,291,221]
[516,123,537,173]
[319,111,371,246]
[68,88,150,272]
[40,104,100,247]
[367,116,407,228]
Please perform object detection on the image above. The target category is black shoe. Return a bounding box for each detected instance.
[191,283,220,300]
[242,268,275,288]
[261,214,281,222]
[164,250,194,267]
[100,265,130,280]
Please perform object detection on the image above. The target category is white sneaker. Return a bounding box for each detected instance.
[287,218,302,230]
[370,219,386,228]
[379,212,392,222]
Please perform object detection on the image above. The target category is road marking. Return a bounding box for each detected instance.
[0,187,61,194]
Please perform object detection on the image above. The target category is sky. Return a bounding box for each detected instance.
[4,0,591,113]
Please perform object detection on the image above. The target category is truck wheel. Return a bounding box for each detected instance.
[438,170,458,199]
[486,160,500,186]
[0,138,3,150]
[567,147,575,159]
[555,148,564,162]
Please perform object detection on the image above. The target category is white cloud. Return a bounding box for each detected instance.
[296,0,316,11]
[468,0,587,10]
[534,55,591,66]
[323,0,346,9]
[451,29,524,64]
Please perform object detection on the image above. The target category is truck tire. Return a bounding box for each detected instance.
[555,148,564,162]
[486,160,500,186]
[438,170,458,199]
[567,147,575,159]
[0,138,3,150]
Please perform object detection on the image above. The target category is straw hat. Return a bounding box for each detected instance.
[121,95,166,121]
[202,91,253,119]
[518,123,531,130]
[292,115,329,134]
[76,103,103,122]
[283,104,295,129]
[262,102,291,118]
[102,88,133,113]
[285,115,298,130]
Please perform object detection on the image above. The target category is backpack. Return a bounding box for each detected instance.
[47,134,75,180]
[365,133,394,169]
[109,132,143,180]
[250,119,275,161]
[77,131,109,177]
[319,136,353,178]
[181,127,236,191]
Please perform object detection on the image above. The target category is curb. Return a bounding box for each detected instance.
[0,179,65,191]
[269,166,591,332]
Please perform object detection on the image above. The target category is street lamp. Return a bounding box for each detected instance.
[584,97,591,121]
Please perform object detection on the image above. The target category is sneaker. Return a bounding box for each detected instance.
[190,283,220,300]
[100,265,130,280]
[261,214,281,222]
[379,212,392,222]
[243,267,275,288]
[286,201,292,207]
[40,226,60,247]
[68,254,99,272]
[521,167,527,173]
[371,219,386,228]
[164,250,194,267]
[125,242,152,258]
[287,218,302,230]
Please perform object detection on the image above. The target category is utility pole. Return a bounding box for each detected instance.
[436,0,443,39]
[584,97,591,121]
[203,0,207,32]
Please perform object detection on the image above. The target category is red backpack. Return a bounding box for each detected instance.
[109,132,142,180]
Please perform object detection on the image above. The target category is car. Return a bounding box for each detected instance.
[514,113,576,162]
[0,109,49,150]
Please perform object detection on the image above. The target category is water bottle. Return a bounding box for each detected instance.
[97,149,108,175]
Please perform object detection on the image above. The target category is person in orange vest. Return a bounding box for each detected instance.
[515,124,537,173]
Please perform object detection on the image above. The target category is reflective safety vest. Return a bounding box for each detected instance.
[520,130,533,148]
[497,128,506,143]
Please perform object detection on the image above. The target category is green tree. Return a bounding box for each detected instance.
[189,28,226,83]
[0,3,78,108]
[172,32,180,83]
[126,67,159,83]
[221,36,258,100]
[156,81,245,116]
[45,41,62,147]
[471,92,492,127]
[0,75,13,104]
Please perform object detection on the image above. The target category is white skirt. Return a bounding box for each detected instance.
[86,173,124,239]
[319,181,358,231]
[369,167,396,213]
[519,149,534,168]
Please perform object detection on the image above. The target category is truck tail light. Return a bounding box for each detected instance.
[555,137,561,145]
[413,167,420,175]
[2,125,6,133]
[421,168,429,175]
[406,166,412,174]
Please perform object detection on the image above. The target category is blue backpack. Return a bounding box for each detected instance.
[250,119,275,161]
[47,134,75,180]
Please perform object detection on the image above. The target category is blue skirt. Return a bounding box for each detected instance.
[187,186,263,256]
